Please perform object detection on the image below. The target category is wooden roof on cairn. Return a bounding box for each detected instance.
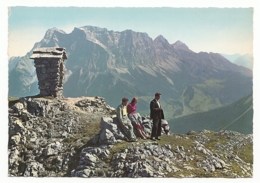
[30,47,68,59]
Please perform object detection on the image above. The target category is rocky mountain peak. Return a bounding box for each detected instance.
[172,40,190,51]
[43,27,66,40]
[70,27,88,38]
[80,25,109,33]
[154,35,170,44]
[41,27,66,47]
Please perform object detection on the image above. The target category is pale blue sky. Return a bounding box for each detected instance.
[8,7,253,58]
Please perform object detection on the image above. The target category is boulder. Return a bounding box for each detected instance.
[79,153,97,167]
[101,117,125,139]
[44,142,63,156]
[29,131,37,142]
[99,129,117,144]
[10,133,21,146]
[23,161,46,177]
[9,118,26,136]
[12,102,24,115]
[91,114,170,145]
[9,148,20,168]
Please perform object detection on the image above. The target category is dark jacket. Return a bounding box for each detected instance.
[150,99,165,119]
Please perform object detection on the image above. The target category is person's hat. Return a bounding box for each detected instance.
[155,92,161,96]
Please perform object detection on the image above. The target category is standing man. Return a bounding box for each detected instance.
[116,98,137,142]
[150,93,164,141]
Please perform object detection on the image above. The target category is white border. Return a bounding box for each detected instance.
[1,1,259,183]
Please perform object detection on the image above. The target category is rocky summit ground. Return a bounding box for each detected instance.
[8,96,253,178]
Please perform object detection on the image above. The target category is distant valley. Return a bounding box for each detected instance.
[169,94,253,134]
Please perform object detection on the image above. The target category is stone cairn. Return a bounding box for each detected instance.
[30,47,67,98]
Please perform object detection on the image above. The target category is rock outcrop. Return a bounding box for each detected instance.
[71,121,253,178]
[8,96,253,178]
[8,96,115,177]
[89,115,170,145]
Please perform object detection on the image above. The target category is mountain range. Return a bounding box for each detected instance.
[221,53,253,70]
[233,53,253,70]
[8,25,253,120]
[220,53,242,62]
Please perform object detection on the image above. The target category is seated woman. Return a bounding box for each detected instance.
[127,97,148,139]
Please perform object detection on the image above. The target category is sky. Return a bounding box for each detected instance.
[8,7,253,58]
[2,1,260,183]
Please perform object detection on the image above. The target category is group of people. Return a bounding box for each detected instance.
[116,92,164,142]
